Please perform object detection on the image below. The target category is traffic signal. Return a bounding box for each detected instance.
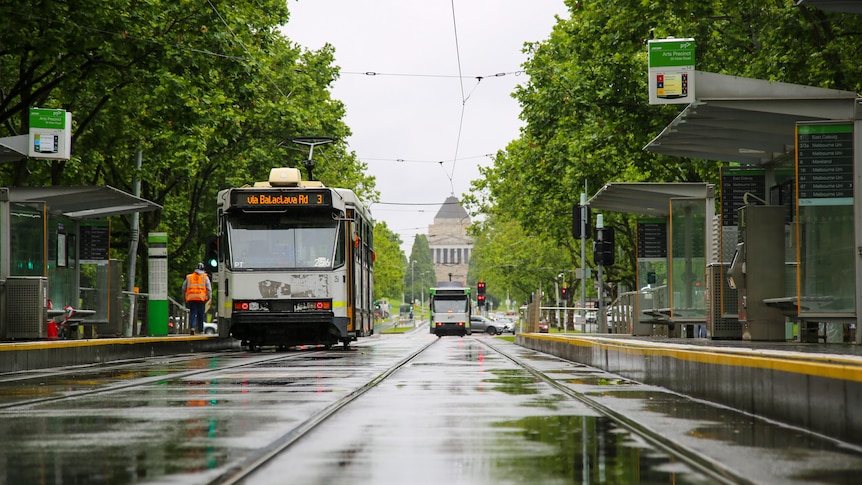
[592,227,615,266]
[572,204,592,239]
[560,285,569,299]
[204,236,219,273]
[477,281,486,307]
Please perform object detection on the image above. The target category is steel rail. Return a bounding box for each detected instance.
[479,338,753,485]
[211,337,439,485]
[0,350,322,410]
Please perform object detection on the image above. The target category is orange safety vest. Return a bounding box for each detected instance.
[185,272,208,302]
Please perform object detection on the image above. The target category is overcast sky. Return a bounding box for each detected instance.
[283,1,569,255]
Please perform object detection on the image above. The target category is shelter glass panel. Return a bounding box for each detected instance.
[669,199,707,319]
[47,217,77,308]
[798,204,855,313]
[637,260,668,316]
[10,203,45,277]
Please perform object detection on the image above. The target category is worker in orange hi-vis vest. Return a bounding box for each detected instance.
[182,262,212,334]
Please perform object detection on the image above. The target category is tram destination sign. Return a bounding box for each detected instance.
[232,188,332,209]
[796,123,854,206]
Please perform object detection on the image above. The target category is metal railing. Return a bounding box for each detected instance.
[122,291,189,336]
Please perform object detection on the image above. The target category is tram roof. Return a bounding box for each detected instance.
[644,71,858,165]
[4,185,161,219]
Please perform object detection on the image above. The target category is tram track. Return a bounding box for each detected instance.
[479,338,752,485]
[0,349,326,410]
[210,336,439,485]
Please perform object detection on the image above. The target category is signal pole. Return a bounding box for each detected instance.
[596,214,606,333]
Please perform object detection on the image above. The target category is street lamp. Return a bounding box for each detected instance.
[411,260,416,306]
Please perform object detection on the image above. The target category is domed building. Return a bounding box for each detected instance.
[428,196,473,285]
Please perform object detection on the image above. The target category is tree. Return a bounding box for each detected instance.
[466,1,862,298]
[0,1,377,301]
[406,235,434,304]
[372,222,405,300]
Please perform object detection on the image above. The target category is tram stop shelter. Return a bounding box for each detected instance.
[590,71,862,343]
[0,185,161,340]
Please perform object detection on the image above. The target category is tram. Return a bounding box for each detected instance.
[429,283,471,337]
[212,167,374,350]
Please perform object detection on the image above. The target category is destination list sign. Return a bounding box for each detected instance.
[637,218,667,259]
[720,168,765,227]
[80,223,110,261]
[797,123,854,206]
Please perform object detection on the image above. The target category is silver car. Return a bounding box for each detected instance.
[495,317,516,334]
[470,315,503,335]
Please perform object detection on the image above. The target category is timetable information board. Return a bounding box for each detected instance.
[797,123,854,206]
[720,168,765,227]
[637,218,667,260]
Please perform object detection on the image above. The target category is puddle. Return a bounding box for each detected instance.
[568,376,637,386]
[482,369,539,395]
[0,413,272,484]
[490,415,713,484]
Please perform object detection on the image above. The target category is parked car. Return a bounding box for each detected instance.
[496,317,516,334]
[470,315,503,335]
[538,319,549,333]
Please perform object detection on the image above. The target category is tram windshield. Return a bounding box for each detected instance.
[226,213,343,270]
[431,297,468,313]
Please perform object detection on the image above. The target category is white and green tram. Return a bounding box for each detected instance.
[213,168,374,350]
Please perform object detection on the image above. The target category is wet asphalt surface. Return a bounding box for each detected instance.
[0,328,860,484]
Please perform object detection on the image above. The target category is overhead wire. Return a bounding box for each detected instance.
[206,0,293,102]
[447,0,467,196]
[341,70,523,79]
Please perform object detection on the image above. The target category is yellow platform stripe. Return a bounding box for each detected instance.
[521,334,862,382]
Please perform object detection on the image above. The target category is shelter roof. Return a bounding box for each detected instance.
[644,71,858,164]
[4,185,161,219]
[587,182,714,216]
[0,135,27,164]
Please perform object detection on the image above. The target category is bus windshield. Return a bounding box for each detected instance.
[431,298,468,313]
[227,213,342,270]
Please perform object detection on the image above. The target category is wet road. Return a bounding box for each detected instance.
[0,329,860,484]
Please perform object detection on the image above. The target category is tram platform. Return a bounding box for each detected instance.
[0,335,238,373]
[516,333,862,448]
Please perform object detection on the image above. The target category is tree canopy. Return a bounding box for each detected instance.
[0,1,377,296]
[464,1,862,301]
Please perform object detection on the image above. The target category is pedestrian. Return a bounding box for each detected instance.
[183,262,212,334]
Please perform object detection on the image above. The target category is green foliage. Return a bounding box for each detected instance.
[406,235,434,304]
[0,1,376,299]
[466,1,862,297]
[372,222,406,300]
